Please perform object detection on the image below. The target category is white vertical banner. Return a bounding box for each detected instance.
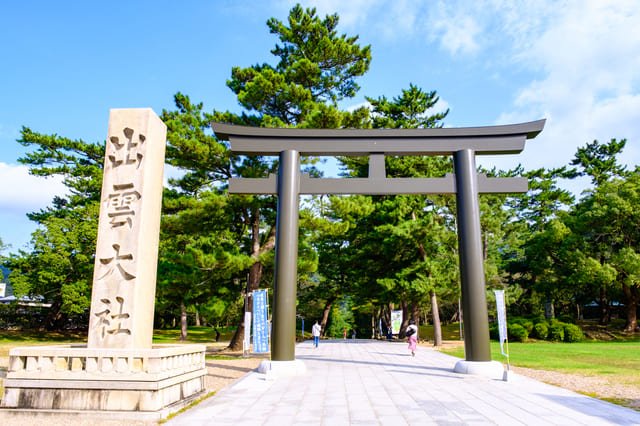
[243,311,252,353]
[391,310,402,334]
[494,290,508,357]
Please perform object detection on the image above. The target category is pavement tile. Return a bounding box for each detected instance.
[167,340,640,426]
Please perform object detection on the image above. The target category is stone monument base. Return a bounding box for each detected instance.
[0,344,207,422]
[453,360,504,380]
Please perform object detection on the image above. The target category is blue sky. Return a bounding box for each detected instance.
[1,0,639,253]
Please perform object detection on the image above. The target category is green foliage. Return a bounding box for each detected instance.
[489,324,499,340]
[508,323,529,342]
[6,203,97,327]
[17,128,104,210]
[506,319,584,343]
[2,125,105,329]
[228,4,371,126]
[511,318,534,334]
[571,138,628,185]
[0,237,7,255]
[366,84,448,129]
[533,322,549,340]
[326,299,354,338]
[563,323,584,342]
[548,322,565,341]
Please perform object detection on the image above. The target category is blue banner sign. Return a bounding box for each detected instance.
[252,289,269,353]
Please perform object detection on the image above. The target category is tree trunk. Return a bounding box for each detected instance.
[544,298,555,319]
[371,314,375,339]
[431,290,442,346]
[180,302,188,341]
[384,303,392,330]
[377,305,386,338]
[622,284,639,332]
[410,302,420,324]
[320,296,335,337]
[228,208,276,351]
[228,262,261,350]
[43,300,64,331]
[195,308,201,327]
[400,299,409,337]
[599,286,611,324]
[412,218,442,344]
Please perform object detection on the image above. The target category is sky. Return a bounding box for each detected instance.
[1,0,639,253]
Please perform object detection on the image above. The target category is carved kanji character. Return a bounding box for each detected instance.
[107,127,146,169]
[98,244,136,281]
[107,183,141,228]
[93,297,131,339]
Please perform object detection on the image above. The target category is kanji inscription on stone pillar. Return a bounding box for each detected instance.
[87,109,166,349]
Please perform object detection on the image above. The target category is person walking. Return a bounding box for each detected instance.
[312,321,322,348]
[406,319,418,357]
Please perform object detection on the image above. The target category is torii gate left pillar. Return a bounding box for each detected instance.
[213,120,545,377]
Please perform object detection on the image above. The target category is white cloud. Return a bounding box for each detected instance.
[427,2,481,56]
[0,163,67,214]
[488,1,640,178]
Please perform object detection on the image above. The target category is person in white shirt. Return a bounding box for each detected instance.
[312,321,322,348]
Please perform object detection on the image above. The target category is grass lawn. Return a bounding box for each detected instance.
[0,330,86,359]
[0,326,237,359]
[152,326,236,343]
[440,340,640,388]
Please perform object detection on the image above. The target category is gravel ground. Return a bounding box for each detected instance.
[202,354,263,394]
[512,365,640,410]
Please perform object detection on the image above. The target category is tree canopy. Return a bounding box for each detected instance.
[3,4,639,338]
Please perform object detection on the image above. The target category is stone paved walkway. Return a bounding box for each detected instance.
[167,339,640,425]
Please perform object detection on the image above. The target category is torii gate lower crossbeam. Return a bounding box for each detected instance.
[213,120,545,375]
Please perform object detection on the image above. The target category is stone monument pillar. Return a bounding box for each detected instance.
[87,108,166,349]
[1,109,207,423]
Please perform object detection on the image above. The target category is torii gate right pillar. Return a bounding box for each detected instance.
[454,149,491,362]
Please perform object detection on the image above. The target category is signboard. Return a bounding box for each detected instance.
[494,290,508,357]
[243,311,251,354]
[391,310,403,334]
[0,283,5,298]
[252,289,269,353]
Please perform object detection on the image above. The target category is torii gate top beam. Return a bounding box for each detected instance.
[212,119,545,156]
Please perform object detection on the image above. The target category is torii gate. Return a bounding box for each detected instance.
[213,119,545,375]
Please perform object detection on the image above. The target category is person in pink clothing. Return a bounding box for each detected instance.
[406,319,418,357]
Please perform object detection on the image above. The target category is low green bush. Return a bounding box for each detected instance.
[521,320,534,334]
[533,322,549,340]
[563,323,584,342]
[508,323,529,342]
[510,318,534,333]
[548,322,565,341]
